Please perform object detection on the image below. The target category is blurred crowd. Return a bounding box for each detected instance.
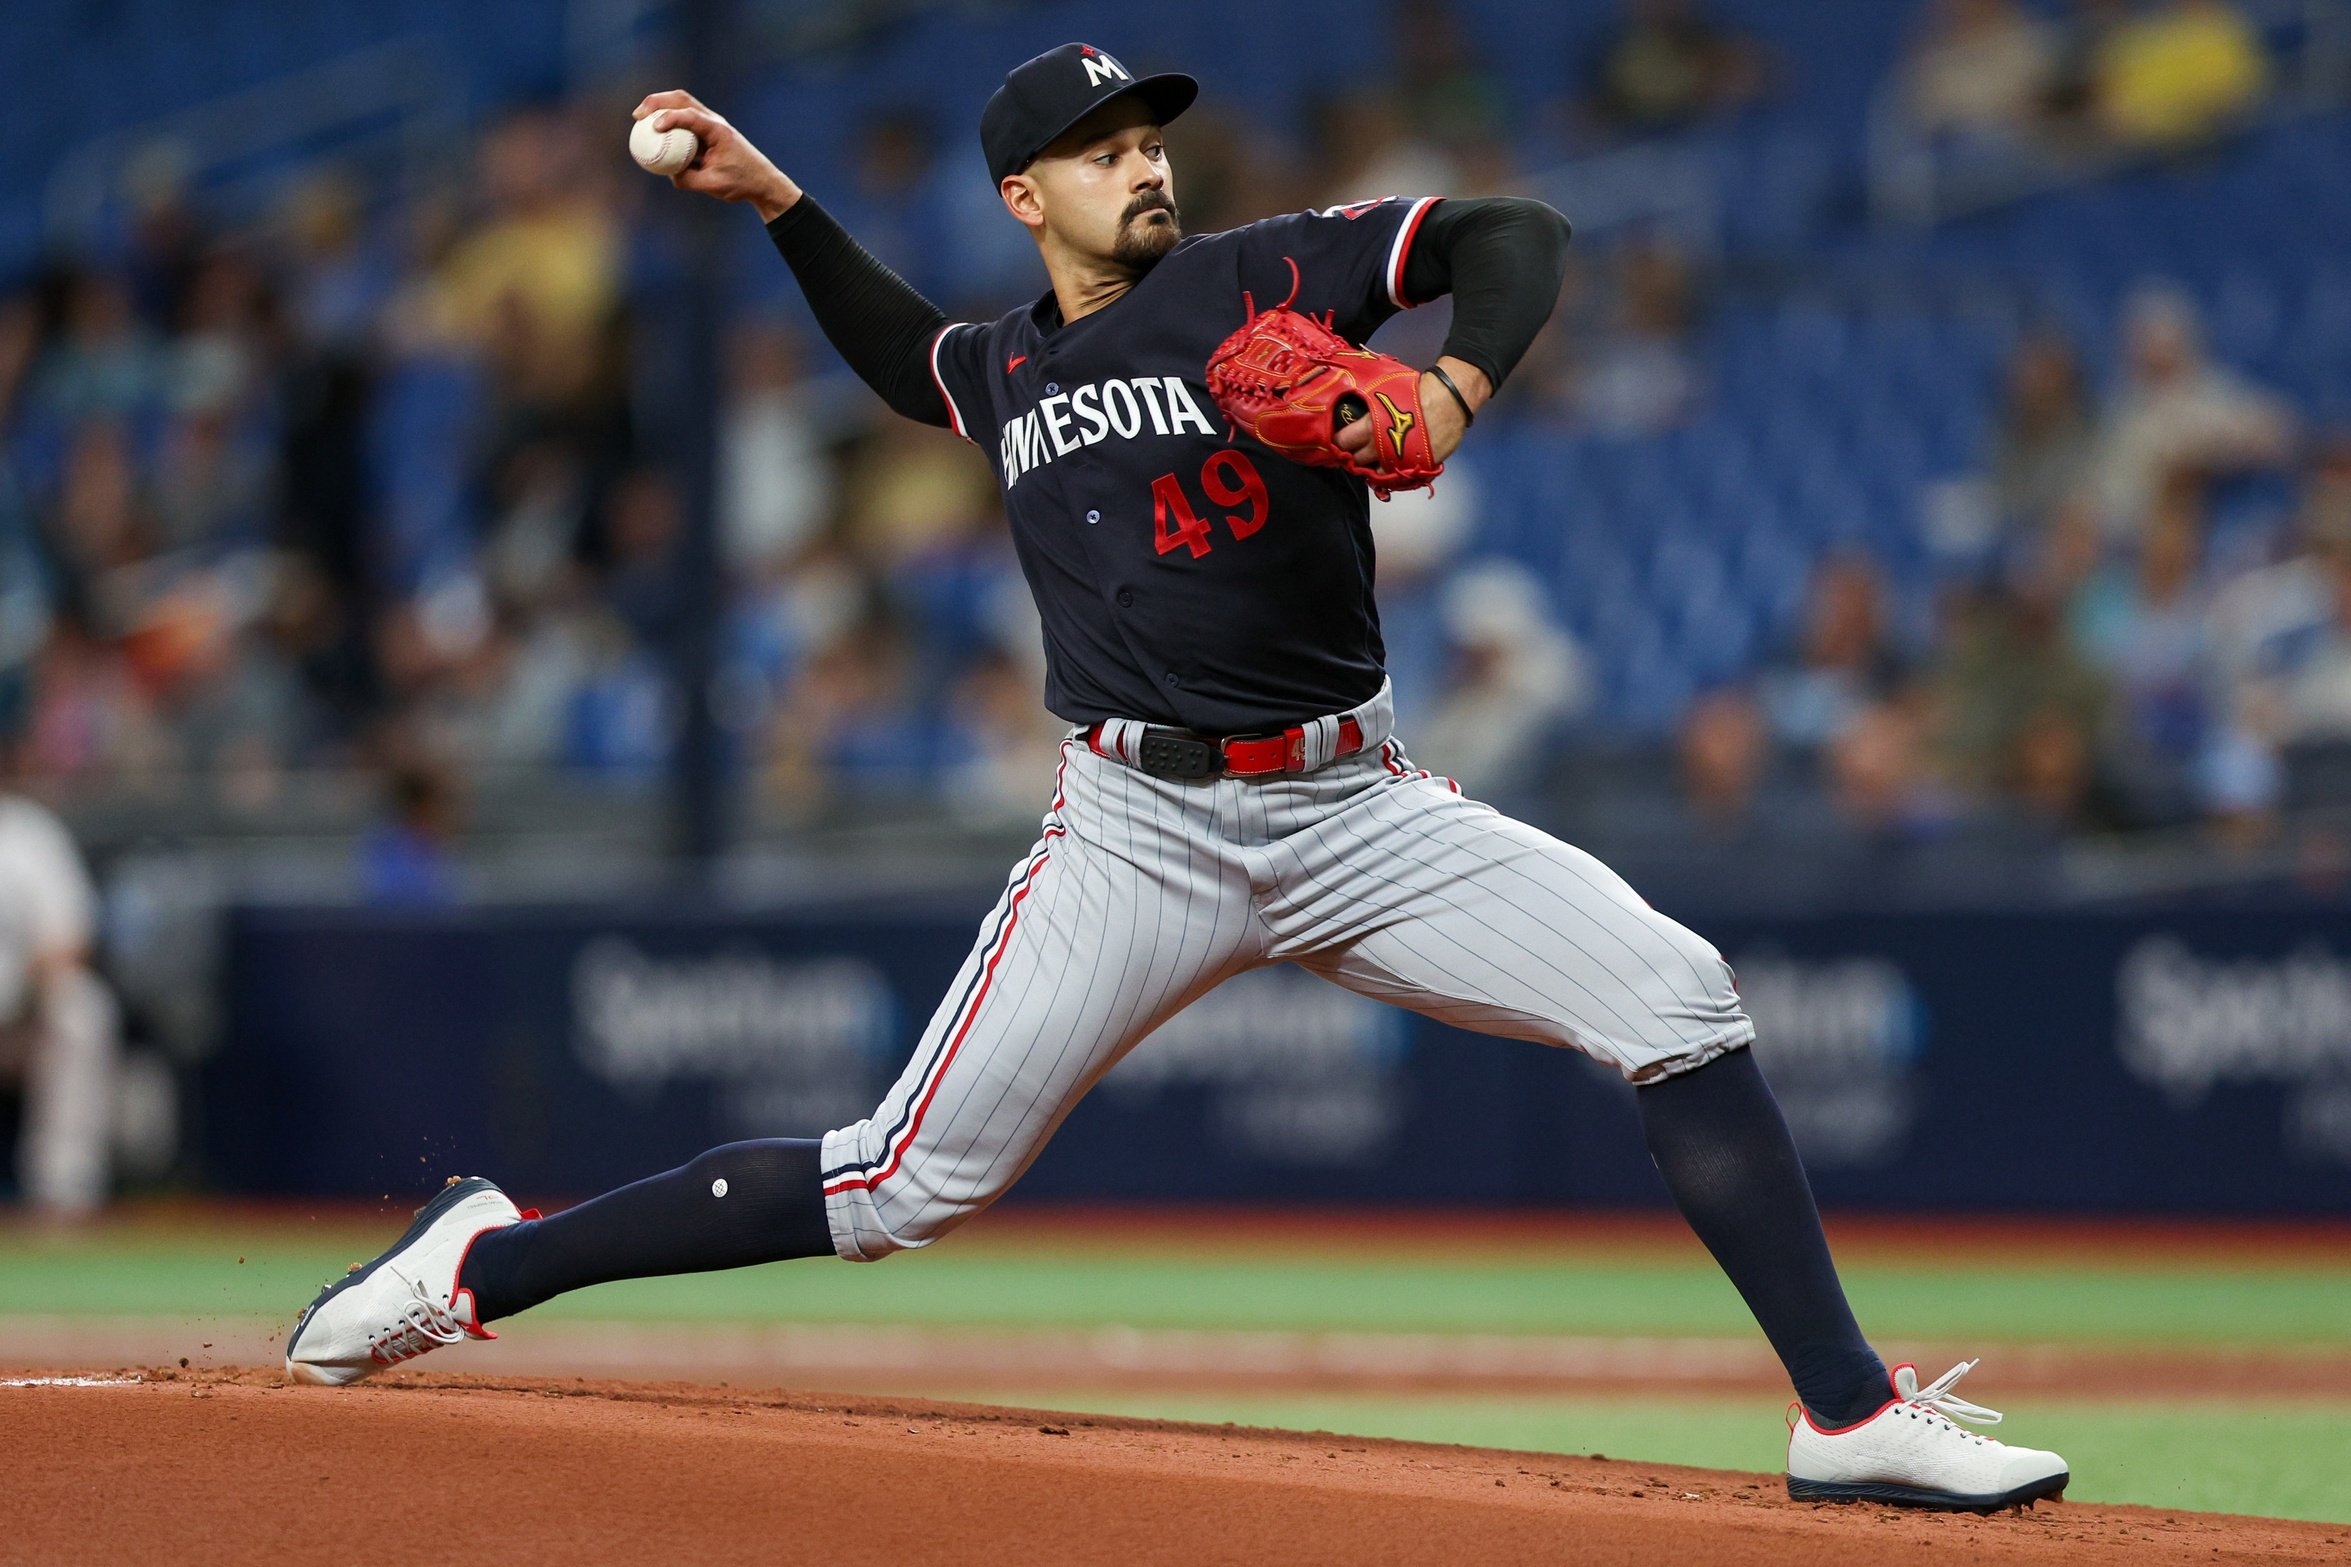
[0,3,1723,854]
[0,108,654,831]
[1679,280,2333,852]
[0,0,2334,889]
[1897,0,2273,158]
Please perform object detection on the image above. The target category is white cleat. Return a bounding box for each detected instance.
[283,1177,528,1386]
[1786,1360,2069,1513]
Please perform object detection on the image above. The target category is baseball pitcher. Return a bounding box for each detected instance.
[287,45,2067,1512]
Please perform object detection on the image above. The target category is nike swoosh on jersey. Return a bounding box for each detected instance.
[1007,355,1028,372]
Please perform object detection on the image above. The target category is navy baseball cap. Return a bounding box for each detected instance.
[980,43,1198,185]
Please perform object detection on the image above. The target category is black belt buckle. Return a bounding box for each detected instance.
[1137,729,1219,781]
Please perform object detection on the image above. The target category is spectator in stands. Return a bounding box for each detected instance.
[557,614,674,781]
[720,322,833,580]
[2093,0,2270,150]
[413,108,621,405]
[2034,494,2109,631]
[165,591,317,813]
[358,755,461,905]
[45,423,149,623]
[2071,480,2213,776]
[888,500,1029,719]
[1398,1,1510,154]
[1824,696,1950,840]
[759,591,924,818]
[1899,0,2063,147]
[599,469,687,652]
[1572,234,1706,434]
[2010,702,2107,827]
[840,420,967,566]
[1361,463,1479,712]
[152,402,267,554]
[942,643,1067,828]
[482,441,589,613]
[1581,0,1770,138]
[33,271,158,422]
[1678,687,1768,834]
[2040,0,2127,128]
[2230,445,2351,745]
[2179,449,2351,835]
[0,288,47,704]
[1990,332,2098,540]
[2279,552,2351,740]
[439,584,596,780]
[2207,437,2351,700]
[0,423,42,713]
[1415,561,1590,798]
[249,556,368,761]
[2091,284,2295,536]
[20,617,162,786]
[274,171,394,352]
[1758,556,1911,751]
[167,248,270,420]
[0,291,37,424]
[1928,583,2113,810]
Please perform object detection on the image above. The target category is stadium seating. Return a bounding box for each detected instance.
[6,0,2347,813]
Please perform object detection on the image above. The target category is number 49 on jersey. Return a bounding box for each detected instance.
[1151,450,1269,558]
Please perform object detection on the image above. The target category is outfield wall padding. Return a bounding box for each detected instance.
[204,902,2351,1213]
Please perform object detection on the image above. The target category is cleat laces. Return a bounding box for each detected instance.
[368,1272,466,1365]
[1899,1360,2005,1444]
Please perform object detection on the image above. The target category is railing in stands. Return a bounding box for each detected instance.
[43,35,457,255]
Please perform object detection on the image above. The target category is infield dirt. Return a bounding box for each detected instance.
[6,1368,2344,1565]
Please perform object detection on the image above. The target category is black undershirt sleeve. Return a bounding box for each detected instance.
[1397,196,1573,391]
[765,196,952,428]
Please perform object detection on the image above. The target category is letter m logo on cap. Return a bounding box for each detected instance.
[1079,46,1131,88]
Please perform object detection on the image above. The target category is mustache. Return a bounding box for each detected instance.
[1123,191,1178,224]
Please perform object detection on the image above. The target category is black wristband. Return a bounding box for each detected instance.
[1427,362,1477,427]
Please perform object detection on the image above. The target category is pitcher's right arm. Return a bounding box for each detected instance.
[635,91,959,430]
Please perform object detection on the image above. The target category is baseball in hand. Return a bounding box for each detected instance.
[630,115,698,176]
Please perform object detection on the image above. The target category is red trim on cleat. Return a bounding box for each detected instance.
[1795,1365,1906,1436]
[446,1221,515,1338]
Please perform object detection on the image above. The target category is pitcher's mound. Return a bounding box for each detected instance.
[4,1368,2336,1564]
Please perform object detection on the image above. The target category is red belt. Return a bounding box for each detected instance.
[1086,716,1368,780]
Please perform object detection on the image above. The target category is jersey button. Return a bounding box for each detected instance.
[1085,509,1101,524]
[1164,672,1180,687]
[1116,589,1134,608]
[1045,382,1060,395]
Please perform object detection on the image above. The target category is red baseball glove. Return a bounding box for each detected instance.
[1204,259,1443,500]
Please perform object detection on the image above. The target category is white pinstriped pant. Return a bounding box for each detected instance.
[819,726,1754,1261]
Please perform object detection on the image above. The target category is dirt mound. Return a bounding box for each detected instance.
[5,1368,2341,1565]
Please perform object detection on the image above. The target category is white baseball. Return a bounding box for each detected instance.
[630,115,699,177]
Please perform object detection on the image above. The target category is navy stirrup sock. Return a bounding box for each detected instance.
[458,1138,835,1323]
[1635,1048,1889,1428]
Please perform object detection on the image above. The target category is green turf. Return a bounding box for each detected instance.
[7,1223,2350,1522]
[2,1227,2346,1346]
[975,1389,2351,1524]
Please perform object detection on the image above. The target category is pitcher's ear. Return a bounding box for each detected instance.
[1001,174,1045,231]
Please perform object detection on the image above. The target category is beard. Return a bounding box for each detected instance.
[1110,193,1182,269]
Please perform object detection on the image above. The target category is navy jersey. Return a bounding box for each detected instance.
[929,196,1441,734]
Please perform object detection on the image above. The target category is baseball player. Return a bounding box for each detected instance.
[0,737,120,1216]
[288,45,2067,1512]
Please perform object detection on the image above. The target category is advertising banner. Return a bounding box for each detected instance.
[206,903,2351,1213]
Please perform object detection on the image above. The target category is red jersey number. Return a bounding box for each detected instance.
[1149,451,1271,558]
